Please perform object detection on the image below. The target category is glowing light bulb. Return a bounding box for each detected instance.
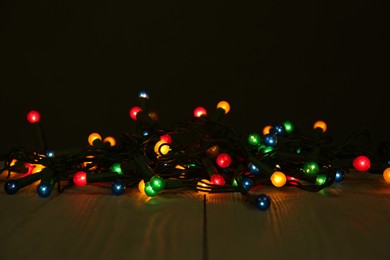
[210,173,225,185]
[216,153,232,168]
[270,171,287,187]
[262,125,272,135]
[216,101,230,114]
[255,194,271,211]
[154,140,170,156]
[302,161,320,176]
[248,133,261,146]
[194,106,207,117]
[316,173,327,185]
[206,145,220,158]
[383,168,390,183]
[27,110,40,124]
[270,124,286,136]
[248,163,260,175]
[129,106,142,120]
[138,180,146,195]
[352,155,371,172]
[88,132,102,146]
[138,90,149,99]
[103,136,116,147]
[73,171,87,187]
[37,182,52,198]
[150,175,166,192]
[144,182,159,197]
[261,133,277,147]
[353,155,371,172]
[110,162,123,175]
[283,120,294,134]
[111,180,126,196]
[160,134,172,144]
[241,177,253,191]
[335,169,345,183]
[313,120,327,133]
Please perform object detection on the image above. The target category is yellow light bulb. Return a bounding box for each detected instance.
[138,180,146,195]
[154,140,170,156]
[270,171,287,187]
[103,136,116,147]
[216,101,230,114]
[383,168,390,183]
[88,132,102,146]
[313,120,327,133]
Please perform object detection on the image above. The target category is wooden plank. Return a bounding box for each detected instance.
[0,178,205,260]
[205,171,390,259]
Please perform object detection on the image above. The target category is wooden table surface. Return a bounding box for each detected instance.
[1,170,390,260]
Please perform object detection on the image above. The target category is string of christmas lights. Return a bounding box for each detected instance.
[1,90,389,211]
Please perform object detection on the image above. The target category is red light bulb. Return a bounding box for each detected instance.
[129,106,142,120]
[210,173,225,185]
[73,171,87,186]
[352,155,371,172]
[27,110,40,124]
[193,106,207,118]
[216,153,232,168]
[160,134,172,144]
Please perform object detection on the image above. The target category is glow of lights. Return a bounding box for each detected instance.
[138,90,149,99]
[248,133,261,146]
[73,171,87,187]
[283,120,294,134]
[302,161,320,176]
[160,134,172,144]
[383,168,390,183]
[216,153,232,168]
[138,180,146,195]
[313,120,327,133]
[144,182,159,197]
[129,106,142,120]
[210,173,225,185]
[262,125,272,135]
[352,155,371,172]
[110,162,123,175]
[26,110,40,124]
[103,136,116,147]
[154,140,170,156]
[216,101,230,114]
[88,132,102,146]
[270,171,287,187]
[194,106,207,118]
[150,175,166,192]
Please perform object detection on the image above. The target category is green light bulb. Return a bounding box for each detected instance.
[150,175,165,192]
[316,173,327,185]
[144,182,159,197]
[302,161,319,175]
[110,162,123,175]
[283,120,294,134]
[248,133,261,146]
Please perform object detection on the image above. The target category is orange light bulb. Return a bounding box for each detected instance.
[216,101,230,114]
[88,132,102,146]
[313,120,327,133]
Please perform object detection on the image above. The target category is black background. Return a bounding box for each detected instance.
[0,1,386,155]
